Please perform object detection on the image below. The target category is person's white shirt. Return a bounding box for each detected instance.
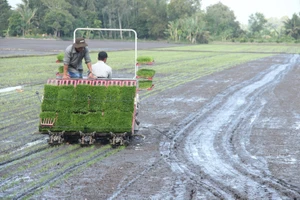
[91,61,112,78]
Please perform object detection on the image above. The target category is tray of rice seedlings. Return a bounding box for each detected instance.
[56,52,64,63]
[136,69,156,80]
[138,80,154,91]
[58,66,64,73]
[39,80,138,146]
[137,56,154,66]
[56,65,64,79]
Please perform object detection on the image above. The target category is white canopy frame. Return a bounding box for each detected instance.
[73,28,138,79]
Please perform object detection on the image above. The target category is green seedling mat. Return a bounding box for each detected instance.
[39,84,136,133]
[138,80,153,89]
[56,52,64,62]
[137,56,154,64]
[137,69,156,78]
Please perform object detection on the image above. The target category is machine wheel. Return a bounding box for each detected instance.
[79,131,95,146]
[110,132,130,147]
[48,131,65,145]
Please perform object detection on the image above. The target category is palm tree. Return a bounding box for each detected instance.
[284,13,300,40]
[16,0,37,36]
[166,20,180,42]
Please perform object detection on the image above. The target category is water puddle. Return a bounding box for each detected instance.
[0,86,23,93]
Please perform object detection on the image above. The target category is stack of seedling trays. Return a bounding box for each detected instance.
[39,83,136,136]
[137,69,155,90]
[56,52,64,79]
[136,56,155,91]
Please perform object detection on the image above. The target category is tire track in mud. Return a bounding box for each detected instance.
[160,54,300,199]
[107,157,165,200]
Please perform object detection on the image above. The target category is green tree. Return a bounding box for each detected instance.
[0,0,12,37]
[44,10,74,37]
[100,0,132,39]
[82,0,96,11]
[67,0,99,28]
[115,0,132,39]
[27,0,49,35]
[284,13,300,40]
[184,14,207,43]
[167,0,200,21]
[139,0,168,39]
[16,0,37,36]
[98,0,168,39]
[165,20,181,42]
[7,11,22,36]
[262,17,286,41]
[41,0,71,11]
[248,12,267,35]
[102,0,117,38]
[126,0,148,38]
[205,2,241,40]
[41,0,76,37]
[166,12,209,43]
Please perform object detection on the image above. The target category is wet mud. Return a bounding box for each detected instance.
[36,54,300,199]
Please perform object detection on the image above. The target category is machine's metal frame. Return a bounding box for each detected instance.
[73,28,138,79]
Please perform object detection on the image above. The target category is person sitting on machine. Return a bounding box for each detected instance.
[89,51,112,79]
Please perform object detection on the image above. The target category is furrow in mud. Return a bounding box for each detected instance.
[0,144,80,184]
[0,120,40,141]
[0,142,81,172]
[13,147,113,199]
[1,146,115,199]
[161,54,300,198]
[0,141,48,167]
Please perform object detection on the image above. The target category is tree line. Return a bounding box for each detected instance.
[1,0,300,43]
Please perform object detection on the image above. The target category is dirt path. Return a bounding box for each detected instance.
[31,54,300,199]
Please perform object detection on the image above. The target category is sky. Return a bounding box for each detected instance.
[7,0,300,25]
[202,0,300,24]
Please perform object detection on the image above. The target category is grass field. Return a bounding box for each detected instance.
[3,43,300,101]
[0,43,283,88]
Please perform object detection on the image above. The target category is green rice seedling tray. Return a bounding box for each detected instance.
[136,69,156,80]
[138,80,154,91]
[56,52,64,63]
[39,80,137,134]
[137,56,154,65]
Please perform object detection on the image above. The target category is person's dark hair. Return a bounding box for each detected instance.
[98,51,108,61]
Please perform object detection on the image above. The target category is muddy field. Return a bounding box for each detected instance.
[0,39,300,199]
[0,38,180,56]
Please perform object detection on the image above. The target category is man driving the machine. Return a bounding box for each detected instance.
[62,37,94,79]
[89,51,112,79]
